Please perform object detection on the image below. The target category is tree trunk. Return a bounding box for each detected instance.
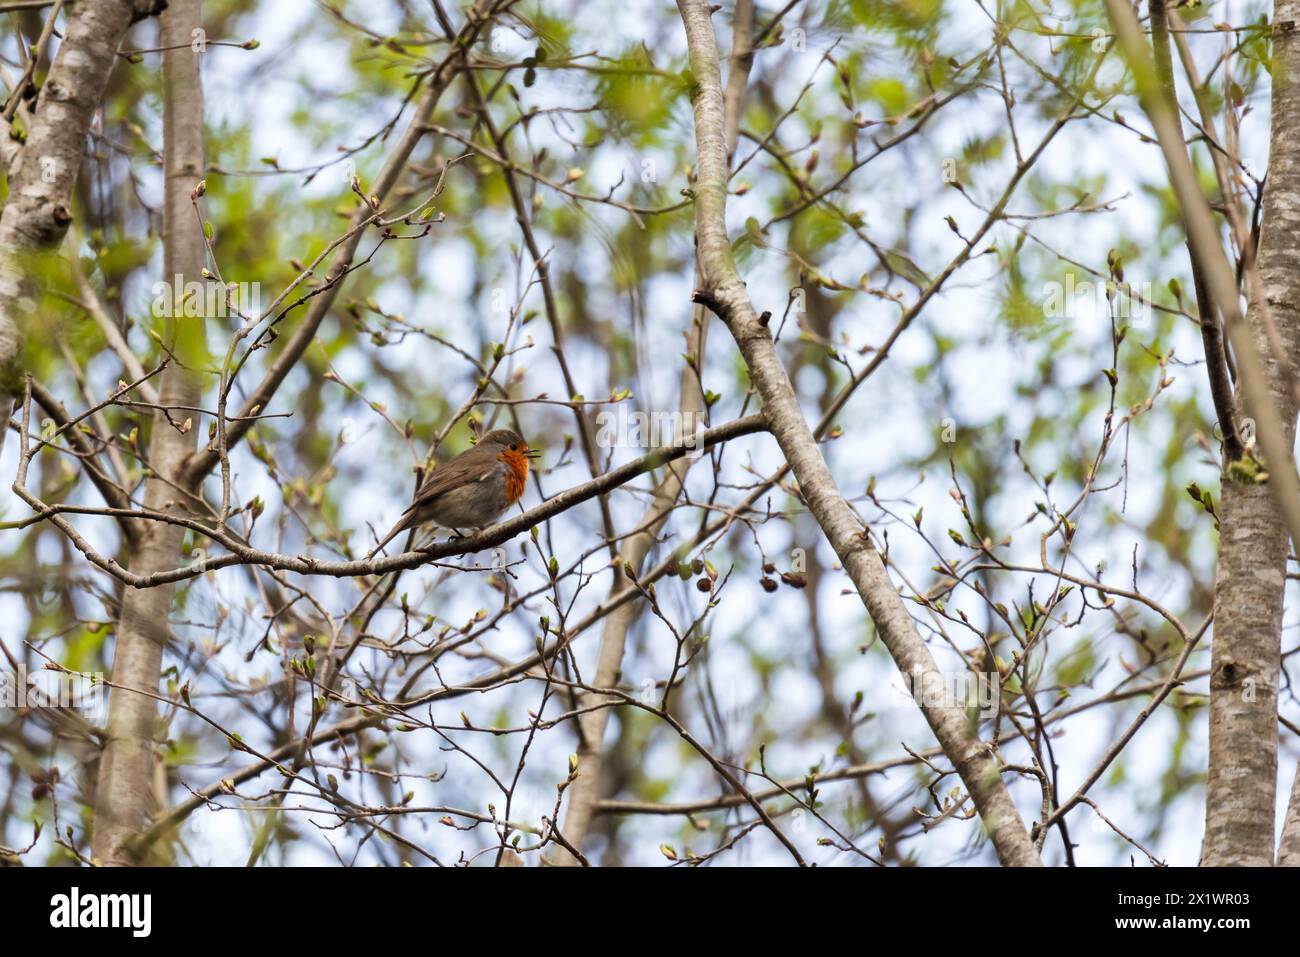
[91,0,206,866]
[1202,0,1300,867]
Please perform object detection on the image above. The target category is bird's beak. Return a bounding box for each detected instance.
[523,448,541,460]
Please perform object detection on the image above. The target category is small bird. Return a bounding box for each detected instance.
[367,428,539,559]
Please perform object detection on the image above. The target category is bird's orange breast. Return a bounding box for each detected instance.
[498,449,529,503]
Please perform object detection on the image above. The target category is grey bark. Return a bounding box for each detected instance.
[675,0,1041,866]
[1201,0,1300,867]
[91,0,206,866]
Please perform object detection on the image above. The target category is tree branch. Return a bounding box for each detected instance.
[1148,0,1242,463]
[674,0,1041,866]
[17,415,769,588]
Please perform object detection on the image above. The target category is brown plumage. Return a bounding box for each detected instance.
[367,429,537,558]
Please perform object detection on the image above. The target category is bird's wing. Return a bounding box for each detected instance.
[408,456,501,514]
[367,457,503,558]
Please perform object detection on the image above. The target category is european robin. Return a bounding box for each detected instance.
[368,428,539,558]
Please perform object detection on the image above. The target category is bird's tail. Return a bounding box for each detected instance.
[366,511,413,560]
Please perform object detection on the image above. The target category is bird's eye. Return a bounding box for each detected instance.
[510,443,518,451]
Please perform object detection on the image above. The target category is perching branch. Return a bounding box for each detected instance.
[17,414,769,588]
